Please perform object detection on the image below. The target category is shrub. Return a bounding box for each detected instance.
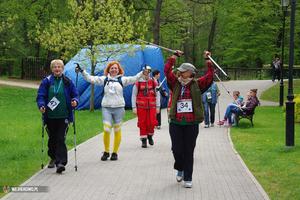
[282,94,300,123]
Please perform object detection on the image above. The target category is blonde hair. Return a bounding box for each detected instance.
[104,61,124,76]
[50,59,64,68]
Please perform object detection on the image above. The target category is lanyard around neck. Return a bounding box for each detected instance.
[53,78,63,96]
[181,86,187,98]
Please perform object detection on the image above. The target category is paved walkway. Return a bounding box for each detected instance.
[1,79,280,200]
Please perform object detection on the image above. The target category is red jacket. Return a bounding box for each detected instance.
[135,79,158,109]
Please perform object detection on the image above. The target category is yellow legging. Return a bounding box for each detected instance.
[103,125,122,153]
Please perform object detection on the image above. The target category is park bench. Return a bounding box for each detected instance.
[234,104,259,127]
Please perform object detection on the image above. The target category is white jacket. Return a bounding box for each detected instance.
[81,70,143,108]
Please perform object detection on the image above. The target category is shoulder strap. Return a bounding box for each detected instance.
[118,77,123,87]
[101,76,109,96]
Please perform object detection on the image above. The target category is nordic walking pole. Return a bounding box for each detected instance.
[217,96,221,127]
[214,73,236,102]
[156,77,166,91]
[73,71,79,171]
[208,55,230,79]
[41,107,45,169]
[130,37,185,55]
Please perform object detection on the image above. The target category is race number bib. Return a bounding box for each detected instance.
[47,96,60,111]
[108,85,116,94]
[206,92,212,99]
[177,99,193,113]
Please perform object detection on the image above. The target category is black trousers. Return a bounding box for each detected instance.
[169,122,199,181]
[156,111,161,126]
[46,118,69,166]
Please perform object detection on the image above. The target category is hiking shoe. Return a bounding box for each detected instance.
[210,123,214,127]
[110,153,118,161]
[204,125,209,128]
[56,163,65,173]
[221,118,227,122]
[48,159,56,168]
[217,121,224,125]
[176,171,184,182]
[101,152,110,161]
[147,135,154,146]
[224,123,232,127]
[141,139,147,148]
[184,181,192,188]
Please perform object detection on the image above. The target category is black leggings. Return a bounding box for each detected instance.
[46,118,69,166]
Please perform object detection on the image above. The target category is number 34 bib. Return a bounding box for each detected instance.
[177,99,193,113]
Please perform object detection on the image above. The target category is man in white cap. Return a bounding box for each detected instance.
[132,66,160,148]
[164,50,214,188]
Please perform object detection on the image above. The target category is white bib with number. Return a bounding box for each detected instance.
[47,96,60,111]
[206,92,212,99]
[177,99,193,113]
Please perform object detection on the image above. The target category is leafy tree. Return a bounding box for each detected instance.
[213,0,283,68]
[37,0,150,110]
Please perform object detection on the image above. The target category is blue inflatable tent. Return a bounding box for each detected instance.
[63,45,168,110]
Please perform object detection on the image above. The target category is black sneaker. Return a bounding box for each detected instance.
[147,135,154,146]
[101,152,110,161]
[110,153,118,161]
[56,163,65,173]
[141,139,147,148]
[48,159,56,168]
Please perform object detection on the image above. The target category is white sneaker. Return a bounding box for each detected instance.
[176,171,184,182]
[210,123,214,127]
[184,181,192,188]
[204,125,209,128]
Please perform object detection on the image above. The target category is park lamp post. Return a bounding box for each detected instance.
[285,0,295,148]
[280,0,289,106]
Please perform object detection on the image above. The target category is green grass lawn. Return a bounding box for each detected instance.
[231,79,300,200]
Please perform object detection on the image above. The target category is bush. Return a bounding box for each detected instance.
[282,94,300,123]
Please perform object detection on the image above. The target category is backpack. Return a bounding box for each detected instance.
[101,76,123,96]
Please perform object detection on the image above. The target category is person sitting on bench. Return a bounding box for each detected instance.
[217,89,260,127]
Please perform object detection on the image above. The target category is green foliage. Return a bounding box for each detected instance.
[37,0,150,64]
[214,0,283,68]
[231,106,300,199]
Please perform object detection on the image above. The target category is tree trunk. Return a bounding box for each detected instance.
[208,10,217,52]
[90,61,95,111]
[153,0,163,45]
[90,83,95,111]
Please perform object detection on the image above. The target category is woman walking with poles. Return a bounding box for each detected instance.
[75,61,143,161]
[165,50,214,188]
[37,59,79,173]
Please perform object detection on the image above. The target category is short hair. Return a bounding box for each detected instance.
[152,69,160,77]
[104,61,124,76]
[50,59,64,68]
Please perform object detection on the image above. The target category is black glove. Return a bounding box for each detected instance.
[75,63,83,72]
[173,52,180,57]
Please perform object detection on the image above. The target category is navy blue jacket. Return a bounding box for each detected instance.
[36,74,80,125]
